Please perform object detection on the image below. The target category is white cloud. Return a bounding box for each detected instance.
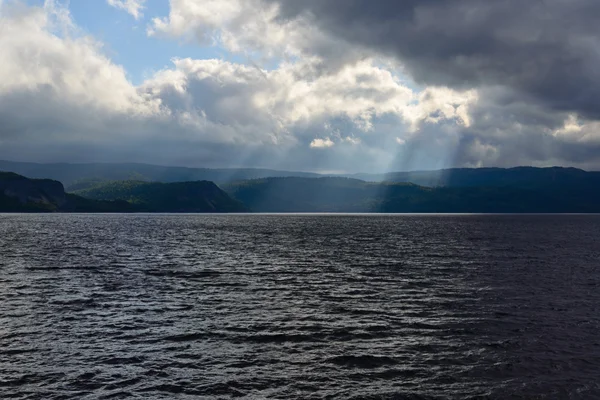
[403,87,479,131]
[552,114,600,143]
[141,56,479,146]
[344,136,361,145]
[149,0,317,58]
[107,0,146,19]
[145,0,479,137]
[0,1,159,115]
[310,138,335,149]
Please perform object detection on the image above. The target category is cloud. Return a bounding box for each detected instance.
[0,1,158,115]
[150,0,600,120]
[264,0,600,119]
[310,138,334,149]
[107,0,146,19]
[343,136,361,145]
[0,1,163,159]
[0,1,477,173]
[148,0,373,72]
[3,0,600,172]
[147,0,600,170]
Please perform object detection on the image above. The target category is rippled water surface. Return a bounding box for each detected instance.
[1,214,600,399]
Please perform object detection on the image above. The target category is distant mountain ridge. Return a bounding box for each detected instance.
[350,166,600,187]
[0,160,321,187]
[4,160,600,213]
[4,170,600,213]
[1,159,598,188]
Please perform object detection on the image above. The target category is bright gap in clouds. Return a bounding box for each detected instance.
[3,0,598,172]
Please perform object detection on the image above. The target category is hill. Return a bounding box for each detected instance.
[223,176,600,213]
[71,180,247,213]
[349,166,600,187]
[6,164,600,213]
[0,172,246,213]
[222,177,417,212]
[0,160,320,187]
[0,172,135,212]
[0,172,67,212]
[3,160,600,189]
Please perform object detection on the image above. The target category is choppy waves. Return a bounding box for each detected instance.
[1,214,600,399]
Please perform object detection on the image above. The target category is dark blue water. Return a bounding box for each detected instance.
[1,214,599,399]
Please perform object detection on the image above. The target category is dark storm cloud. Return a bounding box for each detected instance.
[267,0,600,119]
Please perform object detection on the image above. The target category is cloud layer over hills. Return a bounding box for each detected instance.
[1,0,599,172]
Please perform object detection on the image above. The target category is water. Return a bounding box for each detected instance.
[1,214,599,399]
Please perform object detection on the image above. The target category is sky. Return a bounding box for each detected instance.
[1,0,600,173]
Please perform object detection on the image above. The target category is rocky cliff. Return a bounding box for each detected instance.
[0,172,66,211]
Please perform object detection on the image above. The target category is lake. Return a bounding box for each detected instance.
[1,214,599,399]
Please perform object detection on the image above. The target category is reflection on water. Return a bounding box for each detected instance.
[1,214,599,399]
